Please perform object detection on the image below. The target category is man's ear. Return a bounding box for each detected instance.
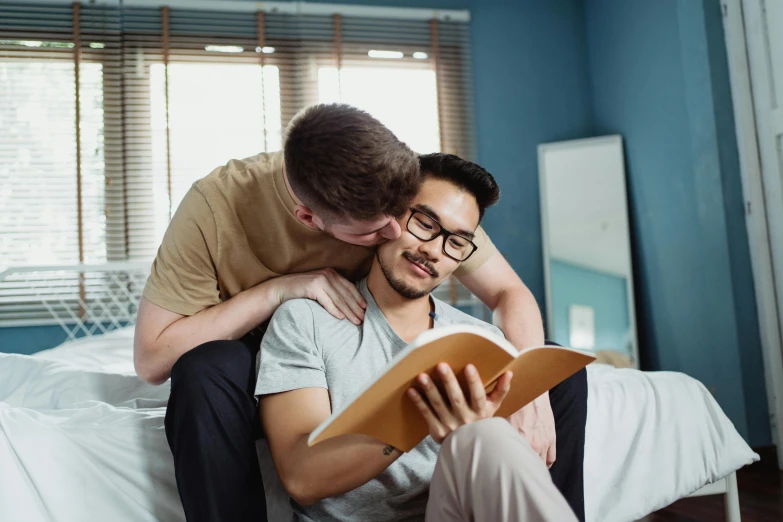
[293,205,322,231]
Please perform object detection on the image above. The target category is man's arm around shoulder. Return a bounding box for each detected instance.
[133,281,281,385]
[134,267,368,385]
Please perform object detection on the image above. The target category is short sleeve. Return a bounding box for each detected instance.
[255,300,327,397]
[142,187,221,316]
[455,225,496,275]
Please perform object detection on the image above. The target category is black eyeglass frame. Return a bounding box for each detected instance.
[405,207,478,262]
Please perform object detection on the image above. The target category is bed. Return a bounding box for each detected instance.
[0,264,758,522]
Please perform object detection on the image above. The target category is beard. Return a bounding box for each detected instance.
[377,250,438,300]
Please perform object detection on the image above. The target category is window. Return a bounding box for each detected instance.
[0,57,105,268]
[0,4,475,324]
[318,65,441,153]
[149,62,282,240]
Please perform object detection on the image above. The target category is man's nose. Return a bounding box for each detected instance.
[417,235,441,259]
[380,219,401,240]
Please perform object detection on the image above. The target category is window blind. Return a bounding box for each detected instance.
[0,1,476,325]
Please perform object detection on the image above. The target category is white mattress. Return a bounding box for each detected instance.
[0,328,758,522]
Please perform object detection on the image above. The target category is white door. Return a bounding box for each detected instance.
[743,0,783,324]
[736,0,783,467]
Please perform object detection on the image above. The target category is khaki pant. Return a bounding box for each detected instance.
[426,418,578,522]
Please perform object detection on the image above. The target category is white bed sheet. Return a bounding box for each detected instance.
[0,328,758,522]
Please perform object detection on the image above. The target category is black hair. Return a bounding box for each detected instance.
[418,153,500,220]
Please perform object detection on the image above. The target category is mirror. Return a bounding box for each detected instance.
[538,135,638,366]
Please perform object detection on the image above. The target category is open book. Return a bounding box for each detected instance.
[308,324,596,452]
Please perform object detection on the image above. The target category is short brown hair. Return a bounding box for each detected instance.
[283,103,419,221]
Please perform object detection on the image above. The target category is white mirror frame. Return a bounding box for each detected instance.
[538,135,640,367]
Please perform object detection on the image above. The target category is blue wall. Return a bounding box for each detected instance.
[471,0,594,305]
[585,0,768,446]
[0,323,128,354]
[0,325,72,355]
[550,259,630,354]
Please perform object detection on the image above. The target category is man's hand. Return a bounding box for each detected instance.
[272,268,367,325]
[508,392,556,468]
[407,363,512,444]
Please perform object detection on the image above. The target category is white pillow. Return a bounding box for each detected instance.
[584,364,759,522]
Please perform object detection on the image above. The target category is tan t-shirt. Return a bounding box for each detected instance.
[142,151,497,316]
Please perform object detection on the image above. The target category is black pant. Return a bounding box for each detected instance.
[546,341,588,522]
[165,336,588,522]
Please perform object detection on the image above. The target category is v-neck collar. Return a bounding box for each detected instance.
[358,279,443,350]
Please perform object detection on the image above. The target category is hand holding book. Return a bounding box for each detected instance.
[407,362,513,444]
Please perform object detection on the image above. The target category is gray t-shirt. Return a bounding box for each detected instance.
[255,279,502,522]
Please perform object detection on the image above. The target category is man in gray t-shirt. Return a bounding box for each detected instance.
[256,153,577,522]
[257,279,502,520]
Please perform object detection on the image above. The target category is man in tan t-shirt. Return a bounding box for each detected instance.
[134,104,587,522]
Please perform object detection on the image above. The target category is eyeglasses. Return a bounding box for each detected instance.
[405,207,478,262]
